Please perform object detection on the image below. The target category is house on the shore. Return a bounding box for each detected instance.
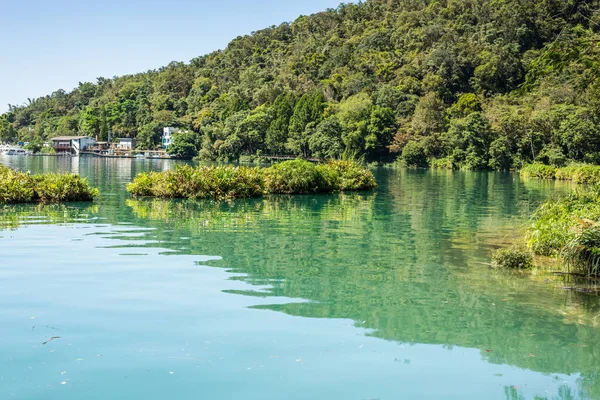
[51,136,96,155]
[162,127,176,149]
[117,138,136,151]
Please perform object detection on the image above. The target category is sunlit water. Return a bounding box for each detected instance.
[1,155,599,400]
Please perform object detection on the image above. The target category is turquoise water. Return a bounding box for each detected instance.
[1,156,599,400]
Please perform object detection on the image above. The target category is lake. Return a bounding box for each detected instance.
[1,156,599,400]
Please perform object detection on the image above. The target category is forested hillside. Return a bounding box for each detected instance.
[2,0,600,168]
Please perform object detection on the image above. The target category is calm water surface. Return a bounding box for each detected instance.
[1,156,599,400]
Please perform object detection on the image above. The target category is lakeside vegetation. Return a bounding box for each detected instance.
[494,184,600,276]
[0,165,99,203]
[2,0,600,170]
[521,163,600,184]
[127,159,376,200]
[491,162,600,276]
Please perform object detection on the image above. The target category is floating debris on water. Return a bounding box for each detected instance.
[41,336,60,346]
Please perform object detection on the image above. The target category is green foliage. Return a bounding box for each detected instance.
[521,163,600,184]
[526,186,600,256]
[0,165,99,204]
[126,165,264,200]
[316,160,377,191]
[127,160,376,200]
[308,117,344,159]
[167,132,201,158]
[263,159,324,194]
[520,163,557,179]
[401,141,428,168]
[492,245,534,270]
[287,92,326,156]
[0,166,35,203]
[562,222,600,276]
[3,0,600,167]
[24,138,44,154]
[442,112,493,170]
[31,173,100,203]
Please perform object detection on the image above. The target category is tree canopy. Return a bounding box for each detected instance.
[3,0,600,168]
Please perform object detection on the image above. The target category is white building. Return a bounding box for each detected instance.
[117,138,136,150]
[162,127,177,149]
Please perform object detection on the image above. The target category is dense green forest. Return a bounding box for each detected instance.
[2,0,600,168]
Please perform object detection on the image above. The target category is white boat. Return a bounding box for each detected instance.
[1,147,31,156]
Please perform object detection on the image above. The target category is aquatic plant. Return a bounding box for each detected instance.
[526,187,600,257]
[521,163,600,184]
[492,245,533,270]
[316,160,377,191]
[263,159,324,194]
[520,163,557,179]
[0,165,99,204]
[560,164,600,184]
[127,159,376,200]
[509,184,600,275]
[0,165,35,203]
[562,221,600,276]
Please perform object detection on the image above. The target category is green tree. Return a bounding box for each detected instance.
[266,92,296,154]
[167,131,201,158]
[308,117,344,159]
[287,91,326,156]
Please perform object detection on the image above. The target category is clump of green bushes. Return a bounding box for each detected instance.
[521,163,600,184]
[492,245,534,270]
[127,159,376,200]
[0,165,99,203]
[526,185,600,276]
[127,164,264,200]
[562,222,600,276]
[519,163,557,179]
[494,184,600,275]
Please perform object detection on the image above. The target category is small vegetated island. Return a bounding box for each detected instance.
[127,159,376,200]
[0,164,99,204]
[494,163,600,277]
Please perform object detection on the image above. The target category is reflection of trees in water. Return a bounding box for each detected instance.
[122,173,600,399]
[2,166,597,398]
[0,204,98,230]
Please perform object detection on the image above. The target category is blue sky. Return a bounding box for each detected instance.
[0,0,347,113]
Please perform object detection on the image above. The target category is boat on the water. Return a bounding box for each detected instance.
[1,146,31,156]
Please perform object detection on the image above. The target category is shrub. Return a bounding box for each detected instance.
[0,165,98,204]
[520,163,557,179]
[523,185,600,274]
[567,165,600,184]
[32,173,99,203]
[263,159,323,194]
[562,221,600,276]
[522,163,600,185]
[127,159,376,200]
[0,165,35,203]
[492,245,534,269]
[429,157,455,170]
[317,160,377,191]
[127,164,264,200]
[401,141,428,167]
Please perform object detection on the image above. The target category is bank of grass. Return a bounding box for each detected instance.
[520,163,600,184]
[494,184,600,276]
[127,159,377,200]
[0,165,99,204]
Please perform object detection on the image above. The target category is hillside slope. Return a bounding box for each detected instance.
[1,0,600,167]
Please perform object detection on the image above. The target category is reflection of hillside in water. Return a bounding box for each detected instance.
[120,172,599,397]
[1,165,597,398]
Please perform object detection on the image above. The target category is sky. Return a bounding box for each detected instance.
[0,0,347,113]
